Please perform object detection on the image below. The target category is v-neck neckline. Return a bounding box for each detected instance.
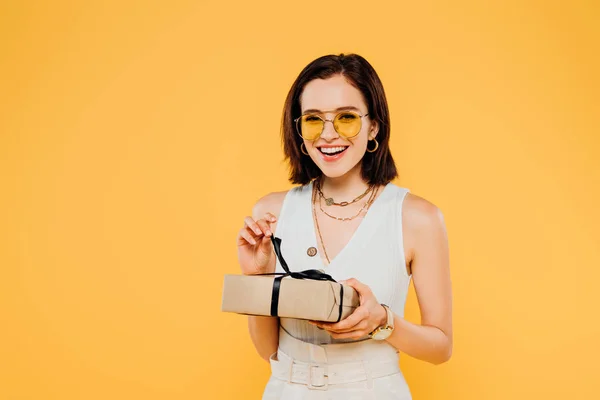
[308,180,391,270]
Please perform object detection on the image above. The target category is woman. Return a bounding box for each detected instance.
[236,53,452,399]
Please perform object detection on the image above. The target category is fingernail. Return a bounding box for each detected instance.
[254,229,261,235]
[266,230,272,236]
[251,239,257,245]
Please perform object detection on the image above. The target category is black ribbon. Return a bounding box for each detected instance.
[258,236,345,323]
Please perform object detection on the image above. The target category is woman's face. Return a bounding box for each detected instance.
[299,74,378,179]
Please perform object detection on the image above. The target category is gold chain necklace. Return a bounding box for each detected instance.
[311,180,379,264]
[316,178,373,207]
[311,183,331,264]
[319,184,377,221]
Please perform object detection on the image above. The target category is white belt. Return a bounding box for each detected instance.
[269,328,401,390]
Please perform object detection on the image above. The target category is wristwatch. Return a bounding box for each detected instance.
[369,304,394,340]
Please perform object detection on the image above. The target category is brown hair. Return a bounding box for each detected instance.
[280,53,398,186]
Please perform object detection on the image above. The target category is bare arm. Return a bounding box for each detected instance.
[240,191,287,362]
[247,316,279,362]
[384,195,453,364]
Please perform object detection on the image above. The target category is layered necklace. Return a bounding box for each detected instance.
[316,179,373,207]
[311,176,379,264]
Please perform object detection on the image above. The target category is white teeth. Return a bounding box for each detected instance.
[320,146,347,154]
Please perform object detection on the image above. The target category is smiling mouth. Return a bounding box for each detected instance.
[317,146,349,156]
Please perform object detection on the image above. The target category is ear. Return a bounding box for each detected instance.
[369,120,379,140]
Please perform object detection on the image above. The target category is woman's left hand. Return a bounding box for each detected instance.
[309,278,388,340]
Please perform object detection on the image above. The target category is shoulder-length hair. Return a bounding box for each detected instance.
[280,53,398,186]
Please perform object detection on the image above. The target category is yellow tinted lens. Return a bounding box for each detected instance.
[299,115,323,140]
[334,112,361,138]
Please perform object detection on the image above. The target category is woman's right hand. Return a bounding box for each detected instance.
[236,212,278,275]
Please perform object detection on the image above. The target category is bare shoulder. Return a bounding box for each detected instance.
[403,192,446,228]
[251,190,289,220]
[402,192,448,264]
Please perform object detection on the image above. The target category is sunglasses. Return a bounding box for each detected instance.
[294,110,369,141]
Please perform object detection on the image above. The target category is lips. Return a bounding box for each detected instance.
[316,145,349,162]
[318,146,347,155]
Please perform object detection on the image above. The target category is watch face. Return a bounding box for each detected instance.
[372,328,393,340]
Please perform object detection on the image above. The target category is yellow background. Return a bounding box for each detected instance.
[1,1,599,398]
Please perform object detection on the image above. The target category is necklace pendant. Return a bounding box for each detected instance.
[325,198,334,206]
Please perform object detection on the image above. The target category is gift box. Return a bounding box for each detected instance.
[221,237,360,322]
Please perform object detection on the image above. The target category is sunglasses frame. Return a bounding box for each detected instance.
[294,110,370,141]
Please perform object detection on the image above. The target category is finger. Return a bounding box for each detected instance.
[308,321,325,330]
[257,233,274,254]
[244,217,263,236]
[314,307,367,332]
[264,212,277,223]
[342,278,372,302]
[343,278,371,294]
[256,218,273,237]
[330,328,370,340]
[315,307,368,333]
[237,227,257,246]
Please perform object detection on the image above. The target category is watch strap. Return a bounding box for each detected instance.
[381,303,394,329]
[369,304,394,339]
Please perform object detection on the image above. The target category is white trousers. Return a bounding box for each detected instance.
[262,328,412,399]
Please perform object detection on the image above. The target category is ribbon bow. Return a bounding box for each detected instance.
[259,236,345,322]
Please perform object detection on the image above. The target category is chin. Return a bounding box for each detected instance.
[319,170,346,179]
[316,162,361,179]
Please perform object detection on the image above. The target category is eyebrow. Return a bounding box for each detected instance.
[301,106,361,114]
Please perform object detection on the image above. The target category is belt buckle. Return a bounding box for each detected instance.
[307,363,328,390]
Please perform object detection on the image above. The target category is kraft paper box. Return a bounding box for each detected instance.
[221,274,360,322]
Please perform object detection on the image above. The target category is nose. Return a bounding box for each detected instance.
[319,119,339,141]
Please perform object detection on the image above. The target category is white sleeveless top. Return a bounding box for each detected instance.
[273,180,412,345]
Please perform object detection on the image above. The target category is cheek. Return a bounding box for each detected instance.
[348,137,369,155]
[308,143,321,158]
[351,130,370,148]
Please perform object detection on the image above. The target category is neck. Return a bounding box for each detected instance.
[318,164,371,200]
